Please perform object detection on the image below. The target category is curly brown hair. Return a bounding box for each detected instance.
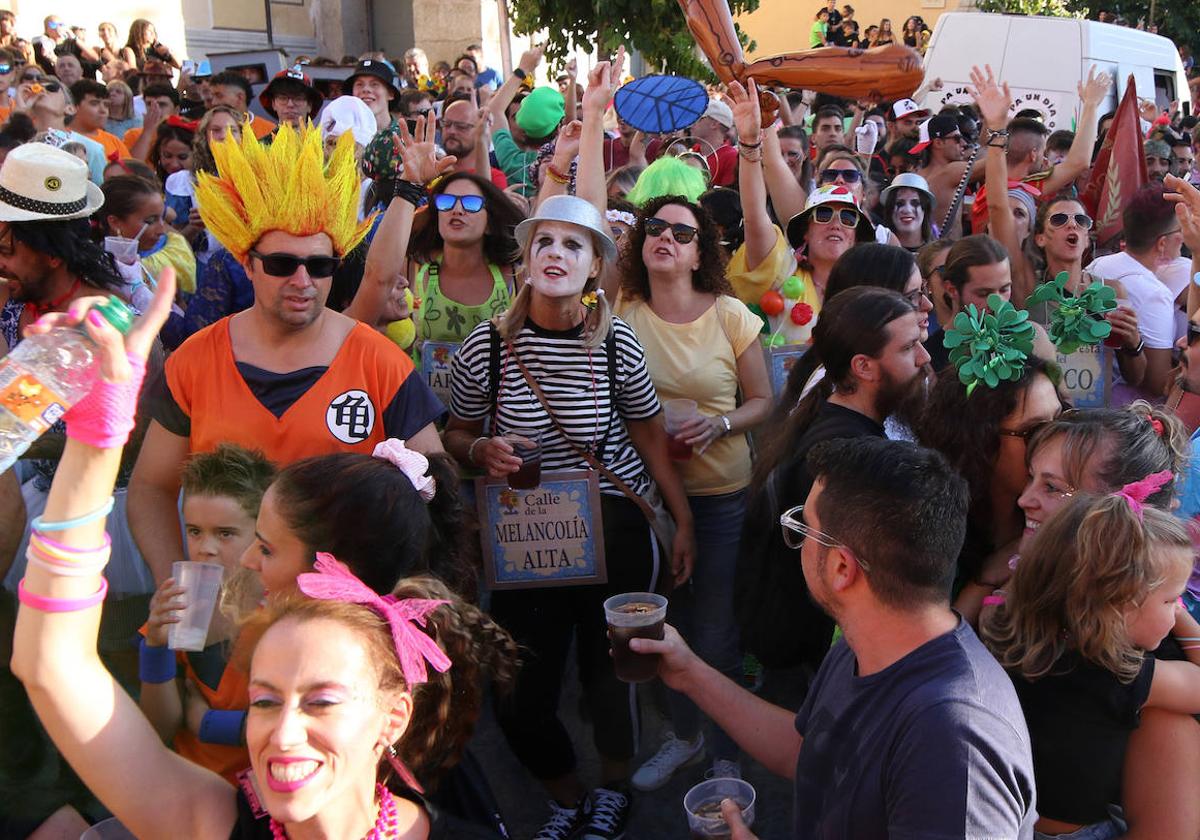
[617,194,731,301]
[240,577,518,789]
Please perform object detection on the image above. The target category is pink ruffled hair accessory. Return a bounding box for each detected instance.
[295,552,452,791]
[372,438,436,502]
[1113,469,1174,521]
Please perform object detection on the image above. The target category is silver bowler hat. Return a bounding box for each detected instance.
[514,195,618,263]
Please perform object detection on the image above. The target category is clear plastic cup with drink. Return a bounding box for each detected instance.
[684,778,757,839]
[168,560,224,651]
[1103,298,1129,349]
[506,428,543,490]
[663,398,699,461]
[604,592,668,683]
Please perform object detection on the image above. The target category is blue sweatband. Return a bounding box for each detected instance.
[199,709,246,746]
[138,637,177,684]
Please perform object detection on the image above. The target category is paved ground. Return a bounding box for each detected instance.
[472,653,804,840]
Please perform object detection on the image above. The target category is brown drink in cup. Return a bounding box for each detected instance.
[684,778,756,839]
[507,428,543,490]
[604,592,668,683]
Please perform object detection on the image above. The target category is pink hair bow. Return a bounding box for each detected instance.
[373,439,436,502]
[1114,469,1174,520]
[296,553,452,685]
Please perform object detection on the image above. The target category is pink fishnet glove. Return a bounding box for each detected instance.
[63,353,147,449]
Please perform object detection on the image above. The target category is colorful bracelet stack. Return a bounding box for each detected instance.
[17,497,115,614]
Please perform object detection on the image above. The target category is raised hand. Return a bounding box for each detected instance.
[969,64,1012,130]
[395,114,456,185]
[518,44,545,75]
[1077,65,1112,109]
[552,119,583,164]
[582,46,627,117]
[725,79,762,145]
[1164,174,1200,255]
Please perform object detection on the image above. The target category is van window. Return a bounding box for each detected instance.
[1154,70,1175,110]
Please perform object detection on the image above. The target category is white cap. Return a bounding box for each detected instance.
[891,98,928,121]
[701,97,734,129]
[317,95,377,148]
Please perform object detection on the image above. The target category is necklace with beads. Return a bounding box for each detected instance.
[269,783,399,839]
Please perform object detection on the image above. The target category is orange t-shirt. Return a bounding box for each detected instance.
[250,114,276,140]
[83,128,132,161]
[160,317,444,464]
[122,125,144,154]
[138,627,251,786]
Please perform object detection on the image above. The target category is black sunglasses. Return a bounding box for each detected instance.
[819,168,863,185]
[1047,212,1093,230]
[811,205,861,228]
[644,217,698,244]
[250,250,340,278]
[1188,322,1200,347]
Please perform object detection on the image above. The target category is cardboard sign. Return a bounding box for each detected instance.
[476,470,607,590]
[1056,343,1113,408]
[764,344,810,397]
[420,340,459,406]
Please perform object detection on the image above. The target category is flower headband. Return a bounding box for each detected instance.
[1113,469,1173,520]
[943,293,1035,396]
[1026,271,1117,355]
[373,439,436,501]
[605,209,636,226]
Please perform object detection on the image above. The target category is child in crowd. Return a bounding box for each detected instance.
[984,478,1200,839]
[98,174,197,300]
[138,444,275,785]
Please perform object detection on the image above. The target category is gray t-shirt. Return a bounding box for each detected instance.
[793,618,1037,839]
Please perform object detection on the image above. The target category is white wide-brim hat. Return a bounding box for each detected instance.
[514,195,618,263]
[0,143,104,223]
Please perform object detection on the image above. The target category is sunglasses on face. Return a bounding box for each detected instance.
[1188,322,1200,347]
[779,505,871,571]
[433,193,486,213]
[1047,212,1093,230]
[810,205,861,228]
[250,250,340,278]
[818,168,863,185]
[644,217,698,244]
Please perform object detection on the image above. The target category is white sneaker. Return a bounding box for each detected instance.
[706,758,742,780]
[532,799,584,840]
[631,731,705,791]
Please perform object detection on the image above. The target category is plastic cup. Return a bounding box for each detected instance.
[80,817,138,839]
[663,398,699,461]
[168,560,224,652]
[604,592,668,683]
[103,235,139,266]
[1103,298,1129,349]
[507,428,543,490]
[684,778,757,839]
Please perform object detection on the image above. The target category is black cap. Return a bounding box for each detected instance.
[910,112,961,154]
[347,59,401,101]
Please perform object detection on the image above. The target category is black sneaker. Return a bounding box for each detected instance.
[532,799,585,840]
[578,786,631,839]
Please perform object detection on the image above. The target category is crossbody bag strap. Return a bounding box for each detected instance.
[505,338,658,524]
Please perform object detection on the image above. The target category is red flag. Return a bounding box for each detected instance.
[1081,74,1146,247]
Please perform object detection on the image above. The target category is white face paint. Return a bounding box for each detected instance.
[526,220,599,299]
[891,188,924,234]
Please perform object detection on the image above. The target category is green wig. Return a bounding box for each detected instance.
[625,156,708,206]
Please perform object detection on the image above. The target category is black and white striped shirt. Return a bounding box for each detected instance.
[450,317,661,495]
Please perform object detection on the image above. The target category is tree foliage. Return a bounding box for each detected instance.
[506,0,758,78]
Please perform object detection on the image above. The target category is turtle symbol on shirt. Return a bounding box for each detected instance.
[326,389,376,443]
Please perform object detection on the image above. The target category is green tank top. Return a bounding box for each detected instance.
[414,260,513,364]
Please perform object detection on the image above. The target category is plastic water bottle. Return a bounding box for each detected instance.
[0,296,135,473]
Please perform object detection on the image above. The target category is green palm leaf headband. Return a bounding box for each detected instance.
[943,294,1036,396]
[1026,271,1117,355]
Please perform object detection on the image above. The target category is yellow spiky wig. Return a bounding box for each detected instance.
[194,123,374,262]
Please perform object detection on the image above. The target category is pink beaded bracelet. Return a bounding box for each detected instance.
[18,577,108,612]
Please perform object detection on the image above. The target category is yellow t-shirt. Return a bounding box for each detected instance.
[616,295,763,496]
[726,225,819,344]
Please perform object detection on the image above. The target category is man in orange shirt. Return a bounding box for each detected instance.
[68,79,132,160]
[128,125,444,584]
[123,83,180,161]
[209,71,275,139]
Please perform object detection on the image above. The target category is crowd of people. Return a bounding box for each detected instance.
[2,5,1200,840]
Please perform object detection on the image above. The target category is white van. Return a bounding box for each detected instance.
[918,13,1191,130]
